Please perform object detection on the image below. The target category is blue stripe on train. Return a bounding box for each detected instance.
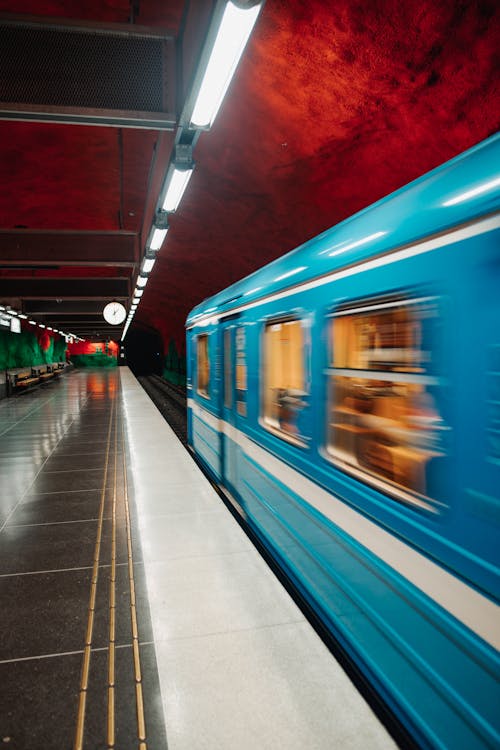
[203,418,500,750]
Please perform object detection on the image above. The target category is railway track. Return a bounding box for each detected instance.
[137,374,187,445]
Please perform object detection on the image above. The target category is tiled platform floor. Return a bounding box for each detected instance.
[0,368,397,750]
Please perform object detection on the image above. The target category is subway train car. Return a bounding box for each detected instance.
[185,134,500,749]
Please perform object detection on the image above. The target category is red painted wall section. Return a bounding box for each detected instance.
[69,341,119,357]
[136,0,500,350]
[68,341,119,367]
[0,0,497,353]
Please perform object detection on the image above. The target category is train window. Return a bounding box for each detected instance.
[327,297,448,508]
[235,326,247,416]
[196,334,210,399]
[262,318,309,445]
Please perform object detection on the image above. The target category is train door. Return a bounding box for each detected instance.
[220,317,240,494]
[461,251,500,594]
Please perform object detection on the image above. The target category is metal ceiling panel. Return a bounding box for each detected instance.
[0,278,129,298]
[0,230,138,266]
[0,15,177,129]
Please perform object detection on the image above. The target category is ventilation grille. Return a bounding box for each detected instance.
[0,22,171,113]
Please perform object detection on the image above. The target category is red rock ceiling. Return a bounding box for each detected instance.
[0,0,498,350]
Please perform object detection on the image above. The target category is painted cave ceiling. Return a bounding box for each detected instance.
[0,0,498,348]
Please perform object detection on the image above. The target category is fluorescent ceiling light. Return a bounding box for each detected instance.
[134,289,144,298]
[39,324,46,328]
[190,1,262,128]
[149,227,168,251]
[141,257,156,274]
[121,324,130,342]
[29,320,36,325]
[19,314,28,319]
[161,167,194,212]
[136,275,148,288]
[47,327,53,331]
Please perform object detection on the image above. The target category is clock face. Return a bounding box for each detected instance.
[103,302,126,325]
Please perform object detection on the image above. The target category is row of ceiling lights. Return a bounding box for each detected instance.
[0,304,84,342]
[121,0,264,341]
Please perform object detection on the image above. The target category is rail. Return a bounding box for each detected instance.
[137,375,187,445]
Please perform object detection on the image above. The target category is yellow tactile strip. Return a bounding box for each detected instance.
[74,398,114,750]
[73,390,148,749]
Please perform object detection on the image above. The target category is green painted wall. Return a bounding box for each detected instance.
[71,353,117,368]
[0,328,66,370]
[163,339,186,387]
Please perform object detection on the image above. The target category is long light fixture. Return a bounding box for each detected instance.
[123,3,263,344]
[159,146,195,212]
[141,256,156,274]
[0,305,77,339]
[162,166,193,211]
[149,226,168,251]
[146,211,169,252]
[187,0,264,129]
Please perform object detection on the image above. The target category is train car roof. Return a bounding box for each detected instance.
[186,133,500,327]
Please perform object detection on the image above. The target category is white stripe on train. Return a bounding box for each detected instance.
[187,214,500,328]
[189,398,500,651]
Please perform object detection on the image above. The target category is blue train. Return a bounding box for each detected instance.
[186,134,500,749]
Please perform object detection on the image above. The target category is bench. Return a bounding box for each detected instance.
[8,368,40,393]
[33,365,54,383]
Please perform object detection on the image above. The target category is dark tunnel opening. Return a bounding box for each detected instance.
[124,325,164,376]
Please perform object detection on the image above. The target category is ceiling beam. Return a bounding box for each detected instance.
[0,278,129,298]
[24,300,116,314]
[0,231,138,266]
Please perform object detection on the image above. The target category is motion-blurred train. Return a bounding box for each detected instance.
[186,134,500,749]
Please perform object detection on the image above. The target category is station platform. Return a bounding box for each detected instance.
[0,368,397,750]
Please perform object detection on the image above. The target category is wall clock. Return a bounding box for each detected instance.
[103,302,126,325]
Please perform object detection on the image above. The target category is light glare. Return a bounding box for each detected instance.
[442,177,500,206]
[275,266,308,282]
[322,231,387,257]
